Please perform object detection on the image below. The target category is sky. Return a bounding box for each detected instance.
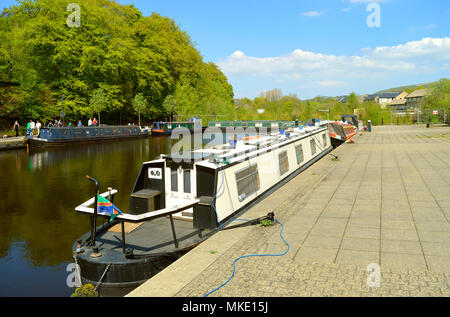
[2,0,450,99]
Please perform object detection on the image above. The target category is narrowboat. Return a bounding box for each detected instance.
[328,122,357,148]
[151,117,203,136]
[27,126,148,148]
[72,123,333,296]
[208,120,298,130]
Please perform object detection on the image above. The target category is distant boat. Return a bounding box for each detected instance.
[328,121,357,148]
[73,122,333,296]
[27,126,148,148]
[207,120,297,130]
[151,117,203,136]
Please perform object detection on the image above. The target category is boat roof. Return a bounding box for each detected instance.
[146,124,329,169]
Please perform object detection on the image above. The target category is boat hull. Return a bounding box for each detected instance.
[73,241,191,297]
[28,126,147,148]
[151,127,206,136]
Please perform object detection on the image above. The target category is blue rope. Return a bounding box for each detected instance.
[203,218,289,297]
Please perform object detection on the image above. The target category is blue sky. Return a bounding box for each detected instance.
[2,0,450,99]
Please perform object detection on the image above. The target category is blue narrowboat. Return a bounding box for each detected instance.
[27,126,148,148]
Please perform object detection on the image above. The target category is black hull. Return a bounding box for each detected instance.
[150,130,175,136]
[151,127,206,136]
[72,218,215,297]
[74,244,192,297]
[28,134,147,148]
[330,137,346,148]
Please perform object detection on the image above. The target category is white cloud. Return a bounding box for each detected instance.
[369,37,450,60]
[409,24,438,32]
[316,80,348,88]
[301,10,326,17]
[348,0,387,3]
[218,37,450,76]
[217,37,450,96]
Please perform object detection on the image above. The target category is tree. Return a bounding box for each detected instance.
[0,0,235,129]
[132,93,148,127]
[347,92,359,112]
[90,88,107,125]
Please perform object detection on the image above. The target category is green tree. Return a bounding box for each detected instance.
[0,0,235,129]
[90,88,107,125]
[132,93,148,127]
[347,92,359,112]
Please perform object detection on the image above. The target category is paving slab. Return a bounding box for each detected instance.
[127,125,450,297]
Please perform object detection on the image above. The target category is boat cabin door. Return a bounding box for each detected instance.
[168,166,195,200]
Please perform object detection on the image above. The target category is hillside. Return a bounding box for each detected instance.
[375,81,439,94]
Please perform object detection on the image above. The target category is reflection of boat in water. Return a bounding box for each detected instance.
[27,126,148,148]
[72,123,333,296]
[328,122,357,148]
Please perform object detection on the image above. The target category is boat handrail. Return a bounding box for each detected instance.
[75,190,199,223]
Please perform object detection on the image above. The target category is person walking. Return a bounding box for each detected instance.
[36,120,41,136]
[77,120,82,127]
[30,120,35,136]
[92,117,98,126]
[26,120,32,136]
[88,118,92,126]
[13,121,20,137]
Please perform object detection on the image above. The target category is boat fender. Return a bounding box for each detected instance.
[76,240,85,254]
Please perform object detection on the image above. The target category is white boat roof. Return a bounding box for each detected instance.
[144,124,328,169]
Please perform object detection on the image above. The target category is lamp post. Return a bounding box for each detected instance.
[60,97,65,126]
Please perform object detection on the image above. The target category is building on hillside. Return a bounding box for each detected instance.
[388,91,409,113]
[366,92,403,109]
[388,98,408,112]
[405,89,431,109]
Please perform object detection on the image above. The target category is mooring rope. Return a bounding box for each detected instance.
[203,218,289,297]
[94,263,112,292]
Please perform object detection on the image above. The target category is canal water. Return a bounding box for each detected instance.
[0,136,180,296]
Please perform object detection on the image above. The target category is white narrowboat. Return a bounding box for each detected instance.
[73,123,333,296]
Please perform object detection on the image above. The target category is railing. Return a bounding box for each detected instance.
[76,176,200,256]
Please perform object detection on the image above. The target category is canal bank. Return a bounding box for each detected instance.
[127,125,450,297]
[0,136,27,150]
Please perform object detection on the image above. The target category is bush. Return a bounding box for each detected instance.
[70,283,99,297]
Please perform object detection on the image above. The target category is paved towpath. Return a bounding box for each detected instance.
[0,136,27,150]
[128,125,450,297]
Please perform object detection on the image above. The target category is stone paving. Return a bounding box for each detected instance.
[128,125,450,297]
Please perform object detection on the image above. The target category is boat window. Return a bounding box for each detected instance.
[171,168,178,192]
[235,164,260,202]
[322,134,327,147]
[278,150,289,176]
[295,144,304,165]
[183,169,191,193]
[310,139,316,155]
